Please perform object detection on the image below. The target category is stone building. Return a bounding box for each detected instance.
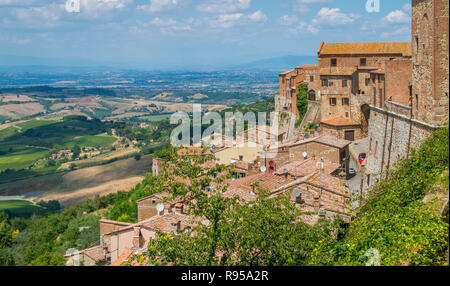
[317,41,412,140]
[364,0,448,189]
[275,64,319,118]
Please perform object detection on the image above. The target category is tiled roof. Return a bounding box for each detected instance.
[297,64,317,69]
[321,117,360,127]
[111,250,134,266]
[314,135,351,149]
[141,213,194,233]
[83,245,106,262]
[274,158,340,177]
[228,172,295,193]
[318,42,412,57]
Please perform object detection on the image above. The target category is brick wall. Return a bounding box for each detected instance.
[385,59,413,106]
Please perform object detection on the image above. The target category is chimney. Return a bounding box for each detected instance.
[132,226,141,248]
[313,195,320,213]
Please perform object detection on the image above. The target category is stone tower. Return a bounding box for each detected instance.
[412,0,449,126]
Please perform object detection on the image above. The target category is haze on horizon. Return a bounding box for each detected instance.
[0,0,412,69]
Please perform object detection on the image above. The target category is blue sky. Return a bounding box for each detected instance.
[0,0,412,67]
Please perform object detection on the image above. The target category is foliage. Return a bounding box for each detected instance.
[315,126,449,266]
[296,83,308,127]
[28,252,66,266]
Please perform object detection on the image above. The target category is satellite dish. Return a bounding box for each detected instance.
[260,166,267,172]
[156,203,164,212]
[294,189,301,198]
[302,152,307,159]
[283,168,288,174]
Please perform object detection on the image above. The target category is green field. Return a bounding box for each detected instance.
[0,127,18,140]
[0,147,50,171]
[61,135,117,149]
[140,114,171,122]
[16,119,59,131]
[0,200,46,217]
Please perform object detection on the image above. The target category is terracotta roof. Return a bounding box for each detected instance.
[314,135,351,149]
[280,69,295,76]
[141,213,194,233]
[321,117,360,127]
[111,250,134,266]
[319,67,356,76]
[83,245,106,262]
[276,135,350,149]
[274,158,340,177]
[228,172,295,193]
[297,64,317,69]
[318,42,412,57]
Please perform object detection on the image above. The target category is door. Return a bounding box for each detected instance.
[344,130,355,141]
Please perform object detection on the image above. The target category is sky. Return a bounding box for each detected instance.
[0,0,413,68]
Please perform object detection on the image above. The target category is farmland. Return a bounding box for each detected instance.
[0,200,46,217]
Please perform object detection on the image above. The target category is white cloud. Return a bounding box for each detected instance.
[279,15,298,26]
[312,8,359,25]
[248,10,266,22]
[141,17,192,32]
[79,0,132,17]
[211,13,243,28]
[384,10,410,24]
[137,0,185,13]
[198,0,250,13]
[13,2,64,27]
[294,0,331,13]
[381,25,410,38]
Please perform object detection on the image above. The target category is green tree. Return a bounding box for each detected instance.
[28,252,66,266]
[296,83,308,127]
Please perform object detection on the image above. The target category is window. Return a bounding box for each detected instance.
[239,155,243,161]
[369,137,372,153]
[360,58,367,66]
[379,88,383,107]
[365,78,370,86]
[322,79,328,87]
[342,79,348,87]
[331,58,337,67]
[329,80,334,86]
[345,112,349,118]
[329,97,337,106]
[415,94,419,110]
[310,76,314,82]
[342,98,349,105]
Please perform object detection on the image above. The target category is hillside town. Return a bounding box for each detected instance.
[64,0,449,266]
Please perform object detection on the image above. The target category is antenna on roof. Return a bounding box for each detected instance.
[260,166,267,173]
[294,189,301,198]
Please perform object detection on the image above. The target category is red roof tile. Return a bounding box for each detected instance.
[319,42,412,57]
[321,117,360,127]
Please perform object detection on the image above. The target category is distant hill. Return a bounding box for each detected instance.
[0,54,316,73]
[224,55,317,72]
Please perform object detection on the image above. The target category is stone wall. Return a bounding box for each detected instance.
[412,0,449,126]
[364,106,438,189]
